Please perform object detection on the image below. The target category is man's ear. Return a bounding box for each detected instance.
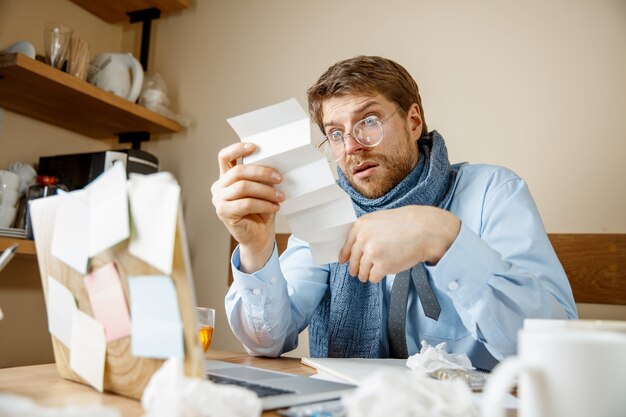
[407,103,423,141]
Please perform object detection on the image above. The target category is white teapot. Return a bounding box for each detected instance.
[88,53,144,102]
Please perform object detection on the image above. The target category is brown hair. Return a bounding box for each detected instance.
[307,55,428,134]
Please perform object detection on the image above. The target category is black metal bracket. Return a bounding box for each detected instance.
[127,7,161,71]
[118,131,150,150]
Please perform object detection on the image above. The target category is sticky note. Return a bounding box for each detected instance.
[128,275,184,359]
[69,309,106,392]
[46,275,77,348]
[84,262,131,342]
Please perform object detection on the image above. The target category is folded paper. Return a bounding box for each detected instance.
[227,98,356,264]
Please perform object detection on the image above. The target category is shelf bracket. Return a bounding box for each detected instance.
[127,7,161,71]
[118,131,150,150]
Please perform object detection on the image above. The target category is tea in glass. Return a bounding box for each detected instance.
[196,307,215,352]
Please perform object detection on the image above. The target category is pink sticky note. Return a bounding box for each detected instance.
[84,263,131,342]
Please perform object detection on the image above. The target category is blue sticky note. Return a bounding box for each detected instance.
[128,275,184,359]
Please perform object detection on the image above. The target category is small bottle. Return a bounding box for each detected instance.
[24,176,68,239]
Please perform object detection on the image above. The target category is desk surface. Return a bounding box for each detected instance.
[0,351,516,417]
[0,350,313,417]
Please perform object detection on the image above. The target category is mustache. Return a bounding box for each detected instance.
[346,153,390,171]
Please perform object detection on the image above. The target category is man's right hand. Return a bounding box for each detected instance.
[210,143,285,273]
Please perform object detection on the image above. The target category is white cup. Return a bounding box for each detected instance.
[0,170,19,191]
[482,329,626,417]
[0,188,19,207]
[524,318,626,334]
[0,206,17,228]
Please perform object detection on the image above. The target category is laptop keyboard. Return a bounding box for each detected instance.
[207,374,296,398]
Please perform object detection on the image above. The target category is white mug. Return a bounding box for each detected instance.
[482,329,626,417]
[524,318,626,334]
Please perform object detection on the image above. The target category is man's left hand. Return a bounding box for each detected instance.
[338,206,461,283]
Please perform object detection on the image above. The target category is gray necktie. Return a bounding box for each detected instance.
[388,263,441,358]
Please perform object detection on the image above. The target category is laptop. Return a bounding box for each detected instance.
[204,359,355,410]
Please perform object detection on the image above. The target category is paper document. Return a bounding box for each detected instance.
[301,357,409,386]
[227,98,356,264]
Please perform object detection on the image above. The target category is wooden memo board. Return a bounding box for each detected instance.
[30,194,203,400]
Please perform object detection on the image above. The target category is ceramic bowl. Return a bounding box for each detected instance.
[0,170,20,191]
[0,188,19,207]
[0,205,17,228]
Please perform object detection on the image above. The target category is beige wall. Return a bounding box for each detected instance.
[1,0,625,366]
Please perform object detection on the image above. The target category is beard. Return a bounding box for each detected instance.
[342,128,418,199]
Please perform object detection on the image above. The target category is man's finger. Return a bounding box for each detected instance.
[338,226,356,264]
[218,143,256,175]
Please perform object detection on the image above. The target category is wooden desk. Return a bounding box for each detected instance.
[0,350,314,417]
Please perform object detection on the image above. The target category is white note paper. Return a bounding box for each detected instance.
[50,192,90,274]
[50,164,130,273]
[86,162,130,256]
[227,99,357,264]
[69,309,106,392]
[128,173,180,275]
[46,275,78,348]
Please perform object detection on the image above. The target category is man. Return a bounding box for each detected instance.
[211,56,577,370]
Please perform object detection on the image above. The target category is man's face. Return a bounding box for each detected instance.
[321,94,422,198]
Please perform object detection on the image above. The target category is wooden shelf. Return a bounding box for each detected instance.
[0,236,36,256]
[0,53,182,139]
[69,0,189,23]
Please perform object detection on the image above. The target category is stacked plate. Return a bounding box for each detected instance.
[1,170,20,228]
[0,227,27,239]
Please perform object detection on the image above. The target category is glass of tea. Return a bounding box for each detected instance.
[195,307,215,353]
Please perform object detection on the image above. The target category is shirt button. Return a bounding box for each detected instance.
[252,288,261,296]
[448,281,459,291]
[269,277,277,285]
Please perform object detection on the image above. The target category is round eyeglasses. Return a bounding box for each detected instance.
[316,106,402,162]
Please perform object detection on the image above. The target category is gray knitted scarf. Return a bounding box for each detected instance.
[309,131,455,357]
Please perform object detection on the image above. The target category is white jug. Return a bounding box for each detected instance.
[88,53,144,102]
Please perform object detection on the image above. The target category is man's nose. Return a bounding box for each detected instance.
[343,133,364,155]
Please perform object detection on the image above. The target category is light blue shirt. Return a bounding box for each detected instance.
[225,164,578,367]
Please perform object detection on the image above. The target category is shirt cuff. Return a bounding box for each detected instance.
[230,243,287,304]
[430,222,500,305]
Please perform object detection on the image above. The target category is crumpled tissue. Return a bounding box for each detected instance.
[0,393,120,417]
[141,357,261,417]
[342,369,479,417]
[406,341,474,374]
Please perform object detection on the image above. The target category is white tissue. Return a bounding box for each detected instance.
[0,394,121,417]
[141,358,262,417]
[342,369,479,417]
[406,341,474,374]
